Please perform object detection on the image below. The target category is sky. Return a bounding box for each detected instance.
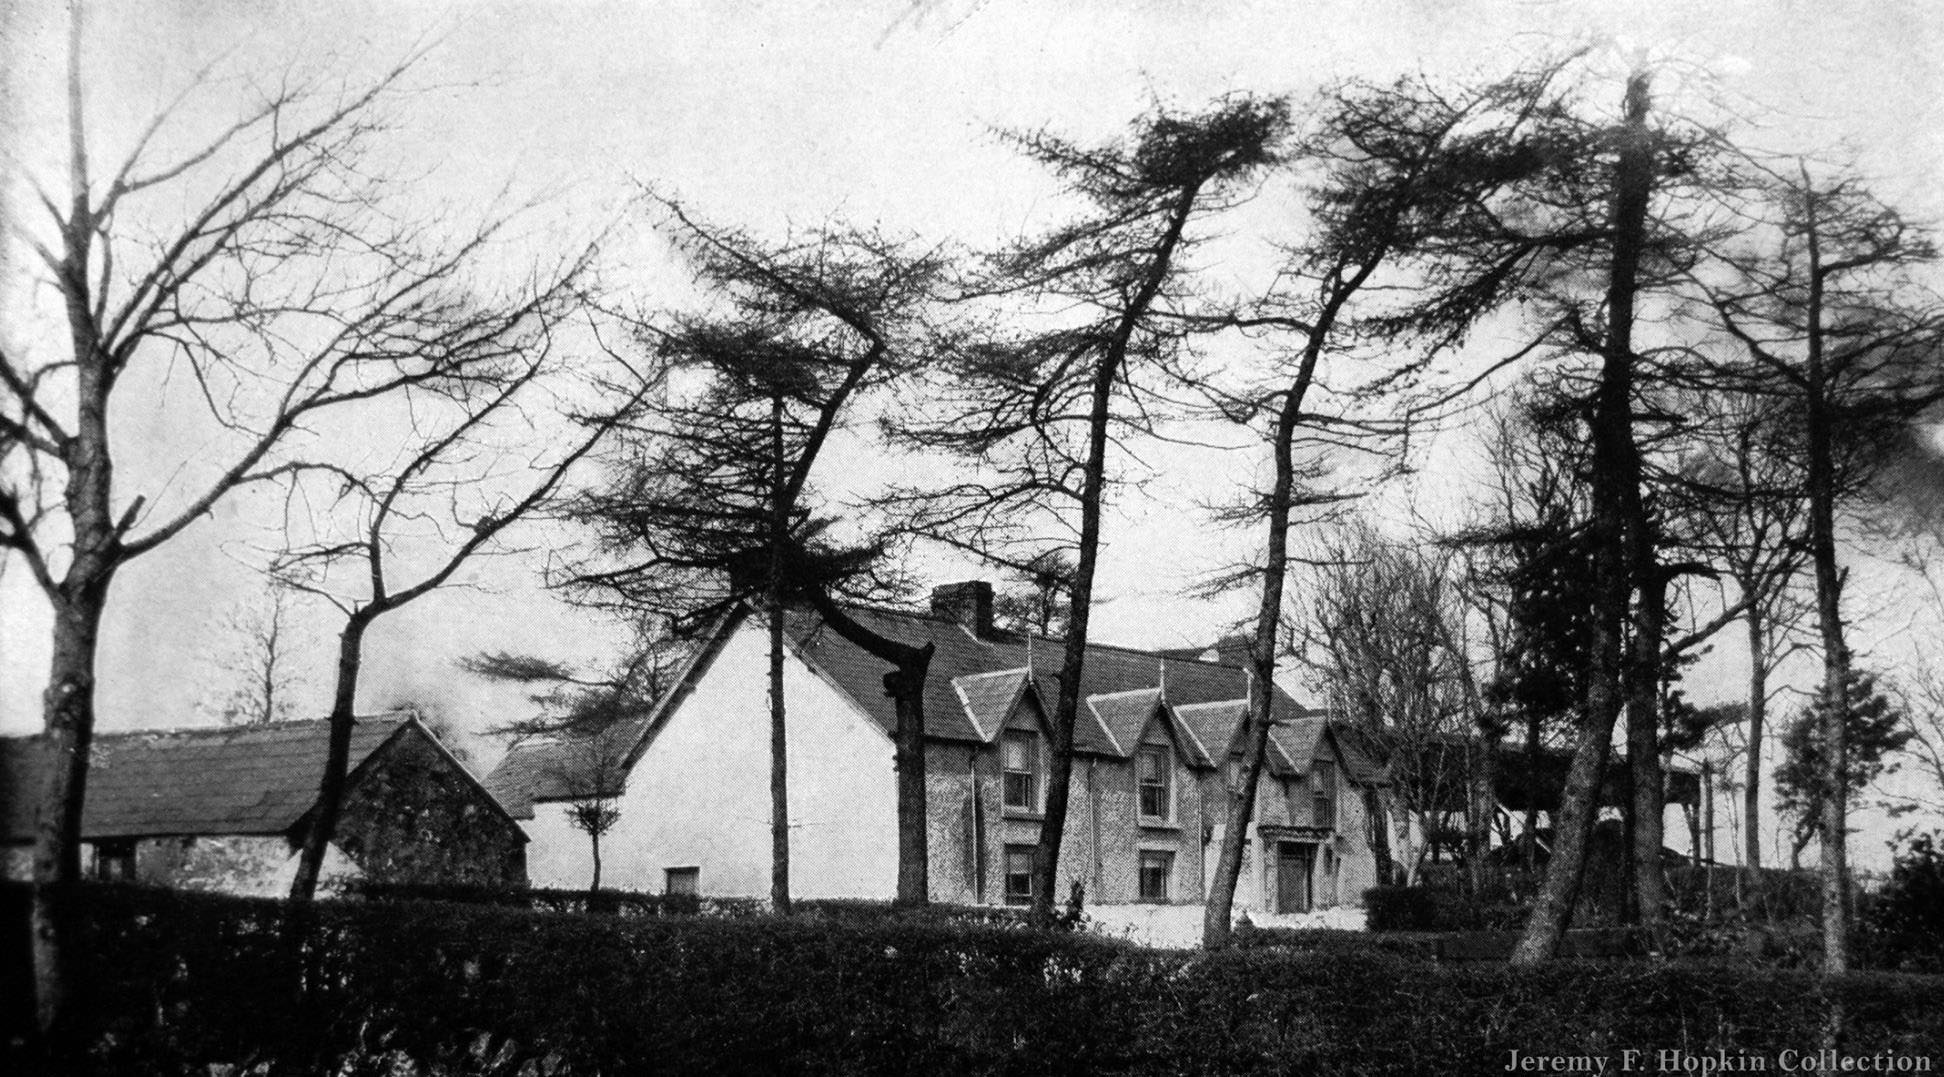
[4,0,1943,865]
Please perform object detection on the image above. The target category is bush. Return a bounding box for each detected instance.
[1863,831,1944,973]
[1363,885,1527,932]
[1363,885,1437,931]
[342,879,763,919]
[9,882,1944,1076]
[795,897,1032,928]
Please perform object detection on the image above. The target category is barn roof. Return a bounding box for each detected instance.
[0,716,413,842]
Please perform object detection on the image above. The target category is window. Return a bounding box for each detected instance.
[1311,761,1336,829]
[665,866,700,896]
[1003,845,1036,905]
[1137,850,1173,902]
[1002,730,1039,812]
[1226,757,1244,793]
[94,840,135,883]
[1138,745,1171,821]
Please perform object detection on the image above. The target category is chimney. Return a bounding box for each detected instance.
[931,580,995,637]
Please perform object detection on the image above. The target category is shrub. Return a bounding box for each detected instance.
[1863,831,1944,973]
[342,879,762,919]
[1363,885,1527,932]
[1363,885,1436,931]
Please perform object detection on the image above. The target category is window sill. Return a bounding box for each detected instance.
[1002,810,1045,822]
[1138,819,1180,831]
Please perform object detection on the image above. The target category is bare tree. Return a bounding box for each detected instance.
[0,8,567,1032]
[198,582,312,726]
[1675,388,1814,872]
[990,548,1075,638]
[1296,525,1478,882]
[1695,160,1944,971]
[272,264,638,900]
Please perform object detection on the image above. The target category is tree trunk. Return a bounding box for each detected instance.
[32,59,123,1029]
[767,394,792,915]
[801,590,935,906]
[1392,803,1421,886]
[1369,789,1396,884]
[1032,187,1203,924]
[291,613,371,900]
[1512,71,1653,966]
[768,600,791,914]
[1469,735,1497,896]
[1524,712,1541,872]
[1744,599,1767,872]
[31,585,111,1039]
[1629,567,1669,937]
[1801,192,1852,973]
[1203,656,1275,947]
[887,662,931,906]
[1204,366,1305,947]
[590,828,604,893]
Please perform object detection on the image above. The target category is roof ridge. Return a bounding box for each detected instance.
[1173,697,1248,711]
[824,598,1253,669]
[952,666,1031,682]
[89,715,407,741]
[1087,686,1160,701]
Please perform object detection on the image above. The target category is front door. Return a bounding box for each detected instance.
[1276,842,1313,914]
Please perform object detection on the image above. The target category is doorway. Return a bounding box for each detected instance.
[1276,842,1313,914]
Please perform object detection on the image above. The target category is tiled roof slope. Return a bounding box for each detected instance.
[1173,699,1305,778]
[483,713,650,819]
[951,669,1031,741]
[0,716,408,842]
[786,605,1313,751]
[1088,689,1161,757]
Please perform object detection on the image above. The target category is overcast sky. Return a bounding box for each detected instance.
[4,0,1943,863]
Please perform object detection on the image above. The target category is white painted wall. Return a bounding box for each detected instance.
[523,621,900,899]
[2,836,360,896]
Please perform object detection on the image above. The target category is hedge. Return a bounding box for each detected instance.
[1363,885,1527,932]
[7,883,1944,1075]
[341,879,766,919]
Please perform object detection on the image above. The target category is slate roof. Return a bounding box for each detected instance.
[1085,688,1216,768]
[951,669,1032,741]
[0,716,410,842]
[785,604,1314,751]
[482,600,1343,806]
[1174,699,1305,779]
[482,713,651,820]
[1088,688,1161,758]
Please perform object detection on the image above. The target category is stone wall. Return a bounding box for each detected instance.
[331,730,527,887]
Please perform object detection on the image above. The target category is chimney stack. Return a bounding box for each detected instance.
[931,580,995,637]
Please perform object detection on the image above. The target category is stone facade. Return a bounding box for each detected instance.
[330,731,527,887]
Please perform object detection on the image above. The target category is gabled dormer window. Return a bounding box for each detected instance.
[1138,744,1172,822]
[1003,730,1040,812]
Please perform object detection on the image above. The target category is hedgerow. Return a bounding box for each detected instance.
[6,882,1943,1075]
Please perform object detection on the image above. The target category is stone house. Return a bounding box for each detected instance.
[486,582,1381,918]
[1,715,526,895]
